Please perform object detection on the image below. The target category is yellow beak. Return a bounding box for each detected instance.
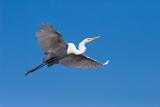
[88,36,101,41]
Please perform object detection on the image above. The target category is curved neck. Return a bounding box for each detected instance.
[67,39,87,55]
[78,40,86,54]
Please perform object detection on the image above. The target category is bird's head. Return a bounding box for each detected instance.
[84,36,101,44]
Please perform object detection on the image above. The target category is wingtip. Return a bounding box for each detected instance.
[103,60,109,65]
[39,23,54,31]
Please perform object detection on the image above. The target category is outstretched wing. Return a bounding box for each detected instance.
[36,24,67,53]
[59,54,103,68]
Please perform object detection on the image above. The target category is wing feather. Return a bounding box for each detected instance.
[36,24,67,53]
[59,54,102,68]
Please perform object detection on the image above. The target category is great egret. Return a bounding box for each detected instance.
[26,24,109,75]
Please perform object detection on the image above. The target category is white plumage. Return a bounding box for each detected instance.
[26,24,109,75]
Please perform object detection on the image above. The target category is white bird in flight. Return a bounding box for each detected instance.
[26,23,109,75]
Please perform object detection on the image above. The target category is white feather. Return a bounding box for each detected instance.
[103,60,109,65]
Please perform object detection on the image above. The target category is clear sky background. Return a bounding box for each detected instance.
[0,0,160,107]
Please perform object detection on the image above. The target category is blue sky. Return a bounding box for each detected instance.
[0,0,160,107]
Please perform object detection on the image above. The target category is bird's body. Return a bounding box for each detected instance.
[26,24,109,75]
[67,42,86,55]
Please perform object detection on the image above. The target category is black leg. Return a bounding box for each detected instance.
[25,63,46,76]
